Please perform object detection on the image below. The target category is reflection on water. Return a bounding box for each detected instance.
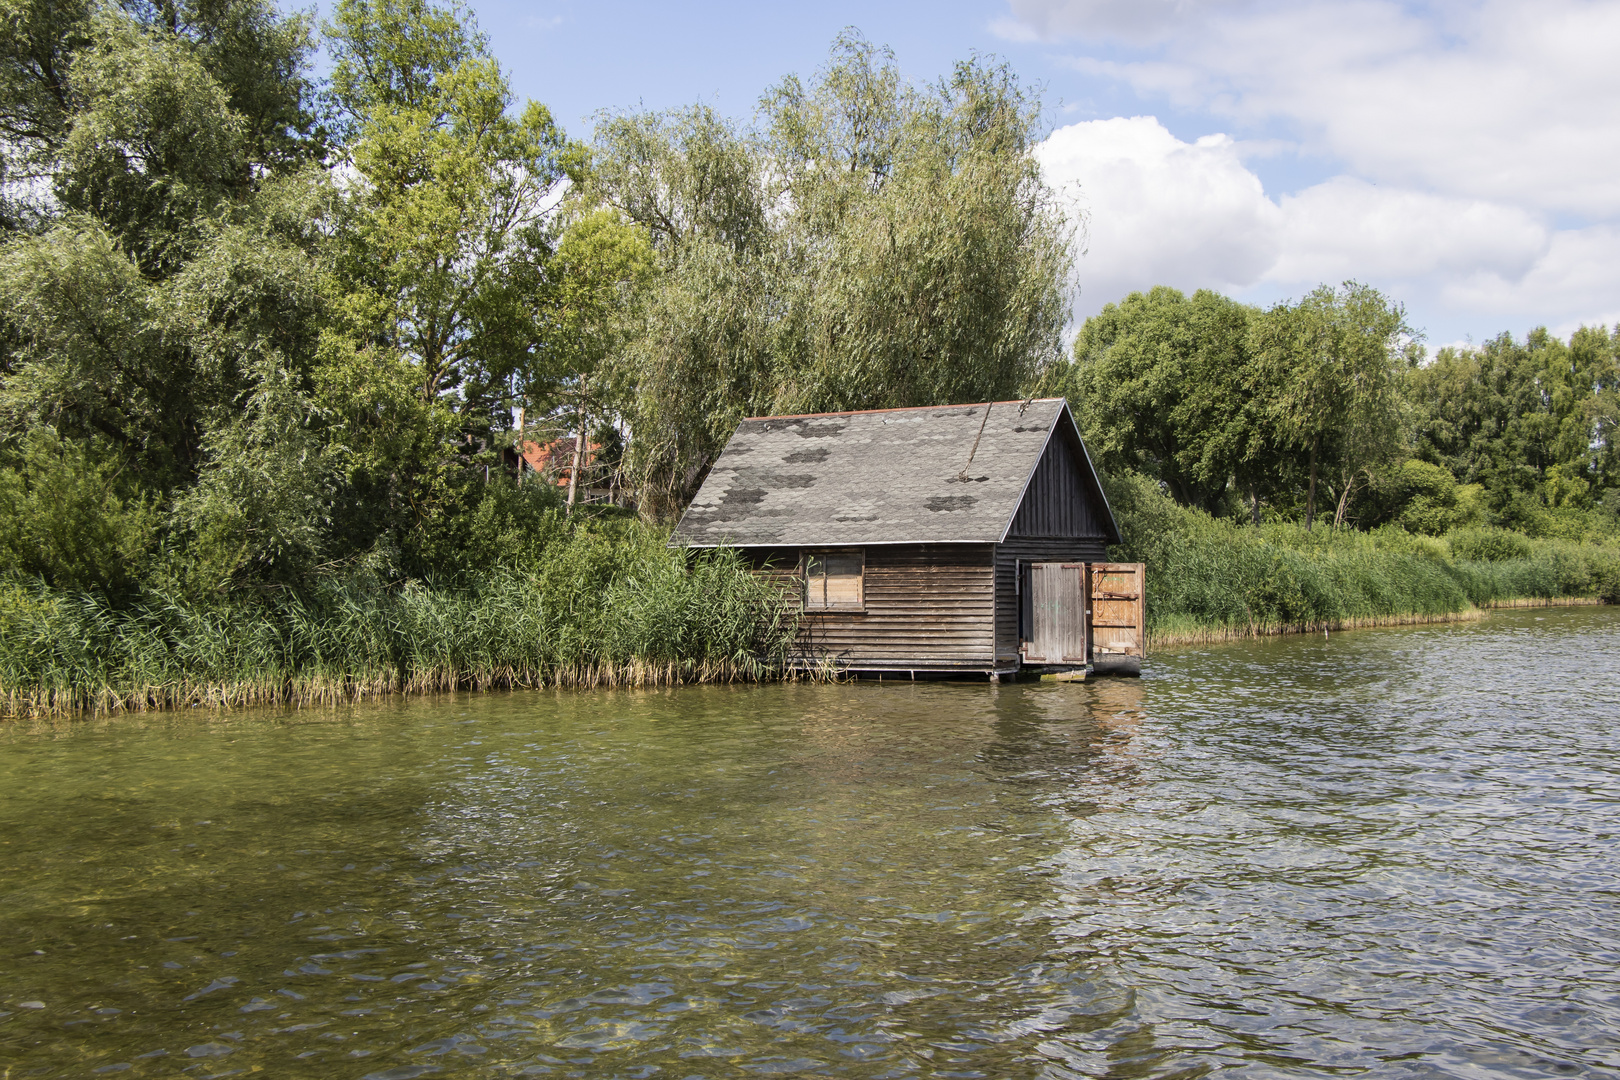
[2,607,1618,1078]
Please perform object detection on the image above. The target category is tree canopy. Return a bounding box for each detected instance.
[589,31,1073,514]
[1058,286,1261,514]
[0,10,1083,595]
[0,0,1612,612]
[1054,282,1618,538]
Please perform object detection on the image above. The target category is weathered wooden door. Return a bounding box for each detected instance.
[1024,562,1089,664]
[1089,563,1145,660]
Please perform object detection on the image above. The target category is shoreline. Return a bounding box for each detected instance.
[3,596,1611,720]
[1480,595,1606,609]
[1149,595,1606,650]
[0,658,777,722]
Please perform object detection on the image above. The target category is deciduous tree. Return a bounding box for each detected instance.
[588,32,1072,517]
[536,208,653,512]
[1056,286,1267,514]
[1250,282,1412,529]
[318,0,580,549]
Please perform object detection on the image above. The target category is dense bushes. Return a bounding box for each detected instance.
[0,429,159,597]
[0,520,800,718]
[1104,470,1620,642]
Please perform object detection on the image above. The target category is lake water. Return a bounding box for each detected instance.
[3,606,1619,1079]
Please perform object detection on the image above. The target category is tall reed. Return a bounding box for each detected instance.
[1103,471,1620,645]
[0,532,800,719]
[7,478,1616,716]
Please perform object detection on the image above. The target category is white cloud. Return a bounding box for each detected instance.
[1037,117,1279,303]
[1036,116,1620,339]
[1021,0,1620,217]
[1437,225,1620,337]
[986,16,1041,42]
[1001,0,1249,43]
[1014,0,1620,339]
[1269,179,1547,284]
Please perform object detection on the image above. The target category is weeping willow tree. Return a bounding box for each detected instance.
[587,31,1075,519]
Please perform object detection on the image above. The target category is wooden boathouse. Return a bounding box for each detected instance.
[670,398,1146,678]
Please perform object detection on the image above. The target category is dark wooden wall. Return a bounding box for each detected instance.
[735,427,1114,673]
[1008,430,1109,540]
[749,544,996,670]
[992,537,1108,666]
[995,429,1113,666]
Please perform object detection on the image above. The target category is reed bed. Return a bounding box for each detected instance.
[0,538,801,719]
[1107,472,1620,646]
[6,474,1616,717]
[1480,596,1604,609]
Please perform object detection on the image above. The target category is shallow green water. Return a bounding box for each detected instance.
[3,606,1619,1079]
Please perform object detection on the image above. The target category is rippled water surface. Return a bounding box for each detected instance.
[3,607,1620,1079]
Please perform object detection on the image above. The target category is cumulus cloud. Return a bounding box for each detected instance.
[1269,179,1547,284]
[1020,0,1620,217]
[1037,117,1279,302]
[1438,226,1620,337]
[1036,116,1620,337]
[1015,0,1620,338]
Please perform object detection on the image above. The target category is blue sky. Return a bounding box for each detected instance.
[322,0,1620,350]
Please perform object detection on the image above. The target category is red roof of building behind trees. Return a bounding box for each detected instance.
[518,436,601,487]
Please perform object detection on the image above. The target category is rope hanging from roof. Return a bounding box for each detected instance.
[958,402,992,480]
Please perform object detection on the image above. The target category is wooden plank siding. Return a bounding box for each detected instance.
[749,544,997,670]
[992,537,1108,666]
[1007,428,1105,539]
[992,426,1112,667]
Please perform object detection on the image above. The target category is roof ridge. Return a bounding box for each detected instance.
[741,398,1061,423]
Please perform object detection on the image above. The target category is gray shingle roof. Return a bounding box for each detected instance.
[670,398,1114,547]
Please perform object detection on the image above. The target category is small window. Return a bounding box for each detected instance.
[804,550,864,609]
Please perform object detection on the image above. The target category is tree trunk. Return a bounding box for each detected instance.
[1305,434,1320,530]
[1249,483,1260,527]
[1333,470,1358,529]
[566,389,586,515]
[514,406,526,477]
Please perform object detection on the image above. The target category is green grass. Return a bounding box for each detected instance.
[1104,472,1620,644]
[0,523,801,718]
